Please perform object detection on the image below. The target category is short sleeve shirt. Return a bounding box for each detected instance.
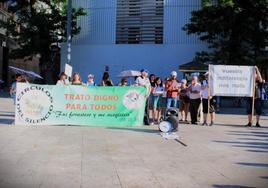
[189,83,201,99]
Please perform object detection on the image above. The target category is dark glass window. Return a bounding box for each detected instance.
[116,0,164,44]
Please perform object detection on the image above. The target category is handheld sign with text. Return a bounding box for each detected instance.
[64,63,73,78]
[15,84,147,126]
[209,65,254,97]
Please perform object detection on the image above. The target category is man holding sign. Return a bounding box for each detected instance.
[210,65,263,127]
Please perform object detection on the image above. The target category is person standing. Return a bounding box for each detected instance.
[87,74,97,87]
[201,73,215,126]
[189,76,201,125]
[179,79,190,123]
[135,69,152,124]
[101,72,114,86]
[152,77,164,124]
[56,72,69,85]
[245,67,263,127]
[10,74,23,104]
[149,74,156,87]
[135,69,151,96]
[165,71,179,108]
[148,74,156,124]
[71,72,83,85]
[118,78,128,86]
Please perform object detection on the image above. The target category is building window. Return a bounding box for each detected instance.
[116,0,164,44]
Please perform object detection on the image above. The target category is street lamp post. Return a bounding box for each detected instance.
[67,0,72,65]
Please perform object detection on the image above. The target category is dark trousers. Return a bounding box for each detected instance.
[190,98,201,124]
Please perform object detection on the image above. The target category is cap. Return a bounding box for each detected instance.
[88,74,94,78]
[171,71,177,77]
[181,79,187,83]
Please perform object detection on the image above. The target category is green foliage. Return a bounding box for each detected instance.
[3,0,86,60]
[184,0,268,66]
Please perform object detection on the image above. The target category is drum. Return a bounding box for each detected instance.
[159,121,172,133]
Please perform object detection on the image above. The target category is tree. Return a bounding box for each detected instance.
[1,0,86,83]
[183,0,268,67]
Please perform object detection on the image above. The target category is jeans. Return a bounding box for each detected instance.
[166,97,177,108]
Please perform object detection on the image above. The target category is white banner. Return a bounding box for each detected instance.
[210,65,254,97]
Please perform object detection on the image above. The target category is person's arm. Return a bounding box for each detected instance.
[188,84,193,93]
[10,83,15,96]
[255,66,263,82]
[172,81,179,92]
[10,87,14,96]
[100,80,105,86]
[165,81,173,92]
[134,77,140,86]
[110,80,114,86]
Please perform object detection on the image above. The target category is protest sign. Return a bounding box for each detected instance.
[64,64,73,77]
[209,65,254,97]
[15,83,147,126]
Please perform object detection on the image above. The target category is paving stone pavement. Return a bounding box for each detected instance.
[0,96,268,188]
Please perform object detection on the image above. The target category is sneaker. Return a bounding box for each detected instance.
[209,121,214,126]
[245,122,252,127]
[256,122,261,127]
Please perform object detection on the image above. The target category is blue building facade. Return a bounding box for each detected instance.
[61,0,206,83]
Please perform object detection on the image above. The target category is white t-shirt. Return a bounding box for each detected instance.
[135,76,151,96]
[153,86,164,96]
[135,77,150,87]
[201,80,208,99]
[201,86,208,99]
[189,83,201,99]
[56,79,69,85]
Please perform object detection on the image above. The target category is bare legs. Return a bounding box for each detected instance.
[153,108,161,123]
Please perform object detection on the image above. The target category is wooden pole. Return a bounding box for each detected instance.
[208,65,211,122]
[251,67,256,124]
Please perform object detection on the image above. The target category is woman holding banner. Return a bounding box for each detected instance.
[56,72,69,85]
[101,72,114,86]
[72,73,83,85]
[246,67,263,127]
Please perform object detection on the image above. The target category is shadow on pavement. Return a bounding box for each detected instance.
[236,162,268,168]
[213,130,268,153]
[227,133,268,137]
[212,185,255,188]
[107,127,160,134]
[237,137,268,141]
[246,150,268,153]
[0,118,13,124]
